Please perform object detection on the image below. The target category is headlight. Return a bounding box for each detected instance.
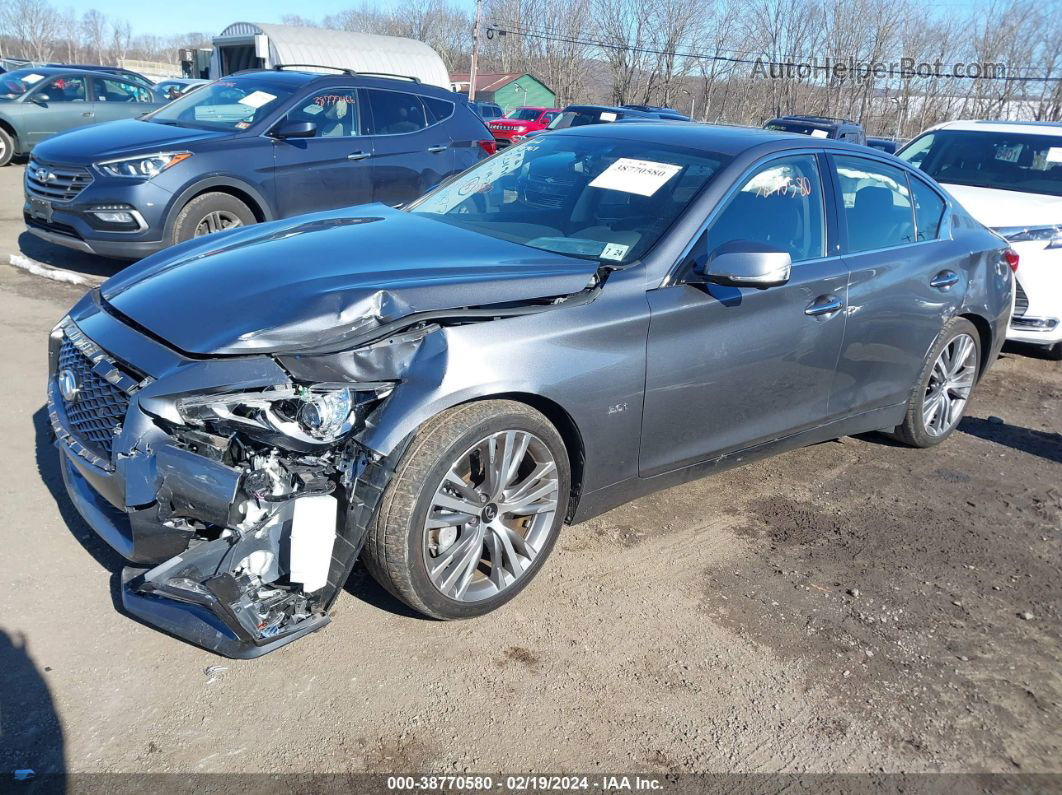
[95,151,192,179]
[176,383,392,446]
[995,225,1062,249]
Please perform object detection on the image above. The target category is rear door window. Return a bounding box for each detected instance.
[93,78,153,103]
[832,155,916,253]
[365,89,427,135]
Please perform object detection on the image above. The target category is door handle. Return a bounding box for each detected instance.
[426,144,448,153]
[81,111,93,118]
[805,295,844,316]
[930,270,959,289]
[347,151,371,161]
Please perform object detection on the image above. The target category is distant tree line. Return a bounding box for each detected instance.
[2,0,1060,138]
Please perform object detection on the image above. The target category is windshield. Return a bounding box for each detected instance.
[408,135,729,263]
[142,77,296,130]
[506,108,541,121]
[898,129,1062,198]
[0,69,51,99]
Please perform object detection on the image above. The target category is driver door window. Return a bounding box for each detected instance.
[706,154,825,263]
[288,88,361,138]
[36,76,86,102]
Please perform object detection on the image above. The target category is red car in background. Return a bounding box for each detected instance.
[487,106,562,146]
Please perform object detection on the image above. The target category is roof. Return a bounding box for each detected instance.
[215,22,450,87]
[555,120,877,157]
[450,72,547,94]
[936,119,1062,137]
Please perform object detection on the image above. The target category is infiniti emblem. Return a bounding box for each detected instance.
[58,369,79,402]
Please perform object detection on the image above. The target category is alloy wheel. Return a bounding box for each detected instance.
[422,430,560,602]
[922,332,977,437]
[194,210,243,237]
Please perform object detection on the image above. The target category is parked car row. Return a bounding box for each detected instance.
[22,67,496,259]
[46,116,1014,657]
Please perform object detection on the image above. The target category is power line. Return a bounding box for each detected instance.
[486,20,1062,82]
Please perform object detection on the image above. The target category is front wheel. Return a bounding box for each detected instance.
[890,317,981,447]
[169,192,256,246]
[0,128,15,167]
[362,400,570,619]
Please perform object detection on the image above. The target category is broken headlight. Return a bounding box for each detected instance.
[176,383,391,446]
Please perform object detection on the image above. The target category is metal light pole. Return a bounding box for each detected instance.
[468,0,483,101]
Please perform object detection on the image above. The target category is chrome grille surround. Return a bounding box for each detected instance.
[49,321,154,470]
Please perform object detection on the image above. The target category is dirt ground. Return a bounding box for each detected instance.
[0,162,1059,778]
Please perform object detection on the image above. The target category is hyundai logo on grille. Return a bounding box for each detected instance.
[36,167,54,183]
[58,369,79,402]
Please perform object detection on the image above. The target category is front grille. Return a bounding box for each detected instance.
[1014,279,1029,317]
[26,159,94,202]
[57,338,129,460]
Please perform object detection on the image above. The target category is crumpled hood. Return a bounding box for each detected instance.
[102,206,600,355]
[32,119,233,164]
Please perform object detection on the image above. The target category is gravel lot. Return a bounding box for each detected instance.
[0,161,1059,778]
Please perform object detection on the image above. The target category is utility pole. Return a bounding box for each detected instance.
[468,0,483,101]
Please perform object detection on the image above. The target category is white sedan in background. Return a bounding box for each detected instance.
[899,120,1062,359]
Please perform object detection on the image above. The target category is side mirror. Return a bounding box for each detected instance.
[271,120,316,139]
[694,240,792,289]
[31,94,49,105]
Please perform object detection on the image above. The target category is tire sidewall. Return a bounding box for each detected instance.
[906,318,981,446]
[0,128,14,167]
[403,409,570,620]
[171,192,255,245]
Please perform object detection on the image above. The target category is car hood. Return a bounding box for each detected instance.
[941,183,1062,228]
[31,118,234,164]
[101,206,600,356]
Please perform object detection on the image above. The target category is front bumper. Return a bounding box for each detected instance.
[24,165,172,259]
[48,310,395,657]
[1006,243,1062,347]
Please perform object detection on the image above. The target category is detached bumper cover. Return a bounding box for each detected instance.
[120,566,330,659]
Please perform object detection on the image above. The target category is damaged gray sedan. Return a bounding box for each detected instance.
[49,123,1013,656]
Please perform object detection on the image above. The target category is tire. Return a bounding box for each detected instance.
[0,127,14,167]
[363,400,571,620]
[890,317,981,448]
[169,192,256,245]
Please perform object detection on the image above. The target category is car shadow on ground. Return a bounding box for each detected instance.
[959,416,1062,464]
[33,405,428,624]
[0,629,66,782]
[1002,340,1060,362]
[18,231,129,281]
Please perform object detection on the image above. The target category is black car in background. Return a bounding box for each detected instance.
[867,135,900,154]
[764,114,867,145]
[621,103,691,121]
[25,67,496,259]
[470,100,504,120]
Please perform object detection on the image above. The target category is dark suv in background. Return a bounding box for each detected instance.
[24,67,495,259]
[763,114,867,145]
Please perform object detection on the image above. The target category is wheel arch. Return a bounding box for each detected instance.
[959,311,993,378]
[0,116,18,151]
[164,178,273,240]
